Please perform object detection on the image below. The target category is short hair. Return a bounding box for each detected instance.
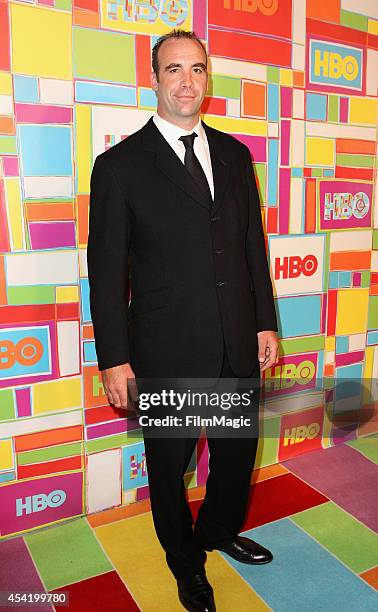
[152,29,207,80]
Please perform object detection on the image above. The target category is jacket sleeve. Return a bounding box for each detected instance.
[243,146,278,333]
[87,155,131,370]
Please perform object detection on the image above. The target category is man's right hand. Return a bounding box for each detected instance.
[101,363,137,410]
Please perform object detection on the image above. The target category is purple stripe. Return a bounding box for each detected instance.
[352,272,361,287]
[86,419,129,440]
[0,538,53,610]
[283,443,378,532]
[193,0,207,39]
[279,167,290,234]
[335,351,365,367]
[231,134,267,162]
[29,221,76,249]
[15,103,72,124]
[280,86,292,118]
[16,387,31,417]
[280,120,290,166]
[339,97,349,123]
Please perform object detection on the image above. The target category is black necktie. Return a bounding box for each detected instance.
[179,133,213,204]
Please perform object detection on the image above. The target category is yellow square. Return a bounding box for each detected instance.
[349,97,377,126]
[325,336,336,351]
[336,289,369,336]
[56,285,79,303]
[0,440,14,471]
[306,137,335,166]
[33,377,82,414]
[0,72,13,95]
[280,69,292,86]
[11,4,72,79]
[368,19,378,35]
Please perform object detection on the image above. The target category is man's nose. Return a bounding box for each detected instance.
[181,71,193,87]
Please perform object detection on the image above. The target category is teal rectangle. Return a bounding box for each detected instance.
[75,81,136,106]
[267,139,278,206]
[276,294,322,338]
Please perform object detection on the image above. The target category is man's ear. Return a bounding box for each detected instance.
[151,70,158,92]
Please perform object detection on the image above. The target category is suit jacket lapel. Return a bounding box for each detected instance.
[142,117,212,211]
[202,121,230,215]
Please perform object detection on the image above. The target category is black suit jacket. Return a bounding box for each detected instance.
[87,117,277,378]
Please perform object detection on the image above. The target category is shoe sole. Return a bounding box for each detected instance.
[205,548,273,565]
[178,590,216,612]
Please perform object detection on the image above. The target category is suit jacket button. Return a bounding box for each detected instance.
[216,281,226,287]
[210,216,220,222]
[215,249,224,255]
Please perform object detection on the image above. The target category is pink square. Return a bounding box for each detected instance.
[3,156,19,176]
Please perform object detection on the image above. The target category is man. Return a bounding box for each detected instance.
[87,29,279,612]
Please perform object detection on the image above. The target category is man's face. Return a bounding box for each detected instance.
[151,38,208,127]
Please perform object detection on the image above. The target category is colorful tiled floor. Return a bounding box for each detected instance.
[1,435,377,611]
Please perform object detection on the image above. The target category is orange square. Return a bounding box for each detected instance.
[242,80,266,119]
[306,0,340,23]
[293,71,305,88]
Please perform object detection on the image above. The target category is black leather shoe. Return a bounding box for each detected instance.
[177,571,216,612]
[205,535,273,564]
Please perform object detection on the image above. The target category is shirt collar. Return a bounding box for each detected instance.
[153,113,205,144]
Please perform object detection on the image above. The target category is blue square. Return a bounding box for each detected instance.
[291,167,303,177]
[18,125,72,176]
[336,336,349,354]
[306,93,327,121]
[339,271,351,288]
[277,295,322,338]
[14,75,39,103]
[329,272,339,288]
[123,442,148,491]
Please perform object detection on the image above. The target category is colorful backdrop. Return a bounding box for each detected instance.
[0,0,377,539]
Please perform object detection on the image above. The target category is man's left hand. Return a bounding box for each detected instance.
[257,330,279,372]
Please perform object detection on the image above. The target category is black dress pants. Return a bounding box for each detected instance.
[142,343,260,579]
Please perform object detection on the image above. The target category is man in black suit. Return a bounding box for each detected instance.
[88,29,279,612]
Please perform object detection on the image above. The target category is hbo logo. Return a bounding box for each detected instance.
[274,255,318,280]
[16,490,66,516]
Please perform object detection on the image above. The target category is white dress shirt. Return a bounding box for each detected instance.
[153,113,214,200]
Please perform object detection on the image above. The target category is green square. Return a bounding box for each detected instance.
[267,66,279,83]
[255,163,266,203]
[25,518,112,591]
[311,168,322,177]
[328,96,339,122]
[291,501,378,573]
[360,270,370,288]
[340,10,368,32]
[208,75,240,99]
[55,0,72,10]
[347,434,378,464]
[372,230,378,250]
[0,389,15,421]
[73,28,136,85]
[368,296,378,330]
